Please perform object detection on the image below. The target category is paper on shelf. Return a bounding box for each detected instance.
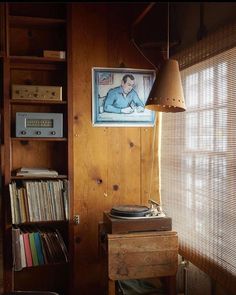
[16,167,59,177]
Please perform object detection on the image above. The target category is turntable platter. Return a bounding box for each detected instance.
[110,205,150,218]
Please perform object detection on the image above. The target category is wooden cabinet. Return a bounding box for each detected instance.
[107,231,178,295]
[2,3,72,294]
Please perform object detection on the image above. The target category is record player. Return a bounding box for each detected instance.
[103,200,172,234]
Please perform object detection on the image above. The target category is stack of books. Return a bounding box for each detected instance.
[16,167,59,177]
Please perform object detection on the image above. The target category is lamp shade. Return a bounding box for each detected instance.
[145,59,186,112]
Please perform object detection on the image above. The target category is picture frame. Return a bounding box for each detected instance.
[92,67,156,127]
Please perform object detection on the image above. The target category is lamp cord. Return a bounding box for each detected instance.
[167,2,170,59]
[131,38,159,71]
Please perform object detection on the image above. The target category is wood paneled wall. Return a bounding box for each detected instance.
[71,3,159,294]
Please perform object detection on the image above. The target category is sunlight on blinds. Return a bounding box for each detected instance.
[161,46,236,292]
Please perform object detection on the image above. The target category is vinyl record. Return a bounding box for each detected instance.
[110,205,150,217]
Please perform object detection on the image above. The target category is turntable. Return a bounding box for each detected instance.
[103,200,172,234]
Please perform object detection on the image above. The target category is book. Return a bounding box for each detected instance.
[39,231,52,264]
[33,181,42,221]
[22,231,33,267]
[33,232,45,265]
[9,182,21,224]
[12,227,22,271]
[48,181,57,220]
[25,181,33,221]
[62,179,69,220]
[18,188,27,223]
[40,229,56,264]
[45,231,59,263]
[19,233,27,268]
[52,180,64,220]
[29,232,39,266]
[22,187,30,222]
[15,185,21,224]
[9,183,16,224]
[43,50,66,59]
[54,229,68,262]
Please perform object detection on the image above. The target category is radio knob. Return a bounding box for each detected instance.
[21,131,26,135]
[35,131,41,135]
[51,131,56,135]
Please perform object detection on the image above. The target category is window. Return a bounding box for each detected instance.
[161,46,236,292]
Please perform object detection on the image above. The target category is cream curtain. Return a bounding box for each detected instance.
[161,22,236,293]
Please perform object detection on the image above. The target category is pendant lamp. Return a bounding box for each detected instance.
[145,3,186,112]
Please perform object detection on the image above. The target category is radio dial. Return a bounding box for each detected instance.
[35,131,41,135]
[21,131,26,135]
[51,131,56,135]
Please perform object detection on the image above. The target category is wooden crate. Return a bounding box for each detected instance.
[108,231,178,281]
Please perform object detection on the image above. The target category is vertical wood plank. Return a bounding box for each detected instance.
[107,127,141,206]
[71,4,110,293]
[71,3,159,294]
[141,114,161,205]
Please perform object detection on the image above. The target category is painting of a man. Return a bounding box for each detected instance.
[92,67,155,127]
[103,74,145,114]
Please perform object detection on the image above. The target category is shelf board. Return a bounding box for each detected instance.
[11,174,68,180]
[10,55,66,64]
[10,99,67,105]
[9,15,66,27]
[14,262,69,272]
[11,137,67,141]
[13,219,68,225]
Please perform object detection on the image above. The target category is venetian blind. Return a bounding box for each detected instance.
[160,23,236,293]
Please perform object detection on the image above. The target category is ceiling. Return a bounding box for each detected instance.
[121,2,236,65]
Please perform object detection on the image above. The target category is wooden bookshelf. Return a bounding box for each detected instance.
[2,3,71,294]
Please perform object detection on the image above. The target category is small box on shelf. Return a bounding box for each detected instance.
[43,50,66,60]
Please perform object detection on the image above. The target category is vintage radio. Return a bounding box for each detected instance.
[12,84,62,101]
[16,112,63,138]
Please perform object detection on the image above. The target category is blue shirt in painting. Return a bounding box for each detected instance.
[103,86,144,114]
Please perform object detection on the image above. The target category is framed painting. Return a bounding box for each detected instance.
[92,67,156,127]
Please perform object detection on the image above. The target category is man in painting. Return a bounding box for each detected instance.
[103,74,145,114]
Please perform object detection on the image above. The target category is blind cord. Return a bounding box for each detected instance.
[148,115,158,201]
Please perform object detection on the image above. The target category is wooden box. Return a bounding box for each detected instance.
[107,231,178,281]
